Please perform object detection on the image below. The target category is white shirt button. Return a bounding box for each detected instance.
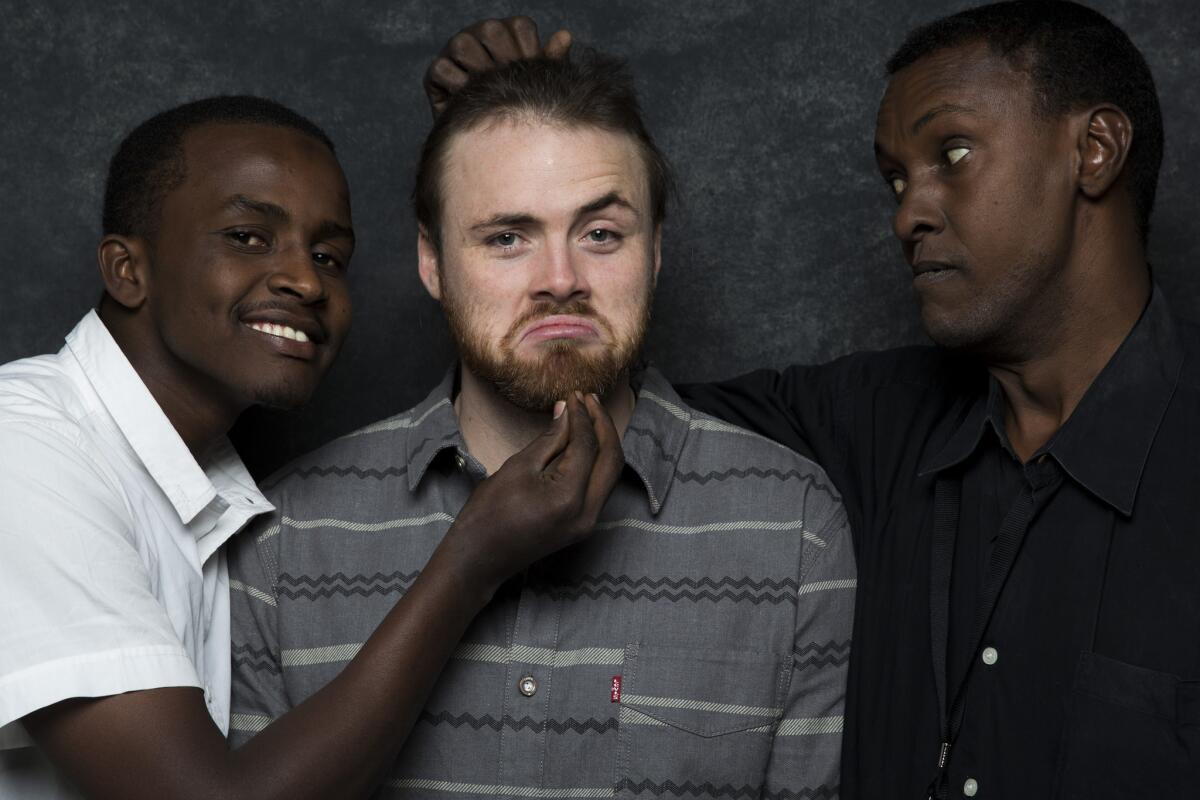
[981,647,999,666]
[518,675,538,697]
[963,777,979,797]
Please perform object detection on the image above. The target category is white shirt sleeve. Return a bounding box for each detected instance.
[0,421,201,736]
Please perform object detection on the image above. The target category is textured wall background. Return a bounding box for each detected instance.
[2,0,1197,475]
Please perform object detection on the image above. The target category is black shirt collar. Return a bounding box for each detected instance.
[919,286,1183,516]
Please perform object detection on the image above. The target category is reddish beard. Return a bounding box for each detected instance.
[443,296,650,412]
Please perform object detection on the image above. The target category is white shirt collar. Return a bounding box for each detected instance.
[64,311,271,553]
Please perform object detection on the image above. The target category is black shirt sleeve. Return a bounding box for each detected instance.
[677,361,856,506]
[678,347,954,537]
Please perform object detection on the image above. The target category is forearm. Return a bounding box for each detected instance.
[231,539,495,799]
[26,535,497,800]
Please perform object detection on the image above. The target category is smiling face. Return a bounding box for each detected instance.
[419,117,660,412]
[144,122,354,411]
[874,42,1080,357]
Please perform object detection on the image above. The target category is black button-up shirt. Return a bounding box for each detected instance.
[680,288,1200,799]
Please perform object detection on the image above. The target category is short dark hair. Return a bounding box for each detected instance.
[102,95,336,240]
[414,52,673,249]
[887,0,1163,243]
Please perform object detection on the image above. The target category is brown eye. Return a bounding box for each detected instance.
[312,252,342,270]
[229,230,267,247]
[946,147,969,165]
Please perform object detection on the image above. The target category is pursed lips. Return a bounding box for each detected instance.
[518,314,601,344]
[910,258,963,287]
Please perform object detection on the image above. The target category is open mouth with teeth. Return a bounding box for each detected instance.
[246,322,310,343]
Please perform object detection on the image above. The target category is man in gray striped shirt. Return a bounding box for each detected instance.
[228,53,855,799]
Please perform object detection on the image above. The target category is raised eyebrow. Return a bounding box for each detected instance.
[469,212,540,233]
[575,191,640,220]
[313,220,355,246]
[225,194,290,223]
[910,103,978,136]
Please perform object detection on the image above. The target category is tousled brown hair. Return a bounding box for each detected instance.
[413,52,673,249]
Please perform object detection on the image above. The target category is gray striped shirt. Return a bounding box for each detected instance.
[228,367,855,799]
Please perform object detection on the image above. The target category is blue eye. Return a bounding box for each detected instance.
[492,232,519,248]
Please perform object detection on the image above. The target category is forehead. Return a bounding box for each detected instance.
[174,122,349,209]
[440,118,649,222]
[876,41,1036,137]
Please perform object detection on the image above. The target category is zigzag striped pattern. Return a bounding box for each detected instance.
[626,425,679,463]
[530,574,799,605]
[676,466,815,485]
[614,779,838,799]
[419,710,618,735]
[409,432,460,461]
[276,570,421,600]
[793,640,852,671]
[268,463,409,486]
[676,468,841,505]
[232,643,280,674]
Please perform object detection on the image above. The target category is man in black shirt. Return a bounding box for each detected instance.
[681,4,1200,798]
[426,2,1198,797]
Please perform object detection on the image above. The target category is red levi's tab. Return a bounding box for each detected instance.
[610,675,622,703]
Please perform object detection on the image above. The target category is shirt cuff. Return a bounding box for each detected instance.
[0,644,201,743]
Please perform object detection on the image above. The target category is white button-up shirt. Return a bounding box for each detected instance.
[0,311,271,797]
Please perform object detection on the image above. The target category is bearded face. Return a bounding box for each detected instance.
[442,292,651,412]
[419,118,662,414]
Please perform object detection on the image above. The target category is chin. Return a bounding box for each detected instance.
[250,379,317,411]
[488,344,625,412]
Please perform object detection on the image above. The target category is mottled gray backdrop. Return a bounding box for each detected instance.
[2,1,1197,475]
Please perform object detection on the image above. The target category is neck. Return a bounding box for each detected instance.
[454,366,637,476]
[988,221,1149,462]
[99,307,242,458]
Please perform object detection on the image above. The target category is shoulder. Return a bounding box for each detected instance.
[256,400,437,514]
[0,350,91,434]
[0,354,118,495]
[678,405,845,515]
[796,343,963,392]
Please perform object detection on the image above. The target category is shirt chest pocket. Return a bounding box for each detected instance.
[1054,651,1200,799]
[614,643,791,796]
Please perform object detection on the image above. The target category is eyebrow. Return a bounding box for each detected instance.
[577,191,639,218]
[468,191,641,233]
[224,194,355,245]
[226,194,289,222]
[910,103,978,135]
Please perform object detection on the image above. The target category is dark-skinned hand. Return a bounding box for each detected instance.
[436,392,624,597]
[423,15,572,116]
[23,394,622,800]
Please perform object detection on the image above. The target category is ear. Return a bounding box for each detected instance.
[417,225,443,301]
[1077,105,1133,200]
[651,223,663,287]
[97,235,152,310]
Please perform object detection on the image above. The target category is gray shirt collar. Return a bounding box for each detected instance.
[402,365,690,515]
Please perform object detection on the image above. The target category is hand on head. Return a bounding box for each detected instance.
[424,15,572,115]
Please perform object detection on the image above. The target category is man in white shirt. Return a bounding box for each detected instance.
[0,83,620,798]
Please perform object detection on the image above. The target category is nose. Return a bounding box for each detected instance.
[531,239,589,303]
[267,245,326,303]
[891,177,945,257]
